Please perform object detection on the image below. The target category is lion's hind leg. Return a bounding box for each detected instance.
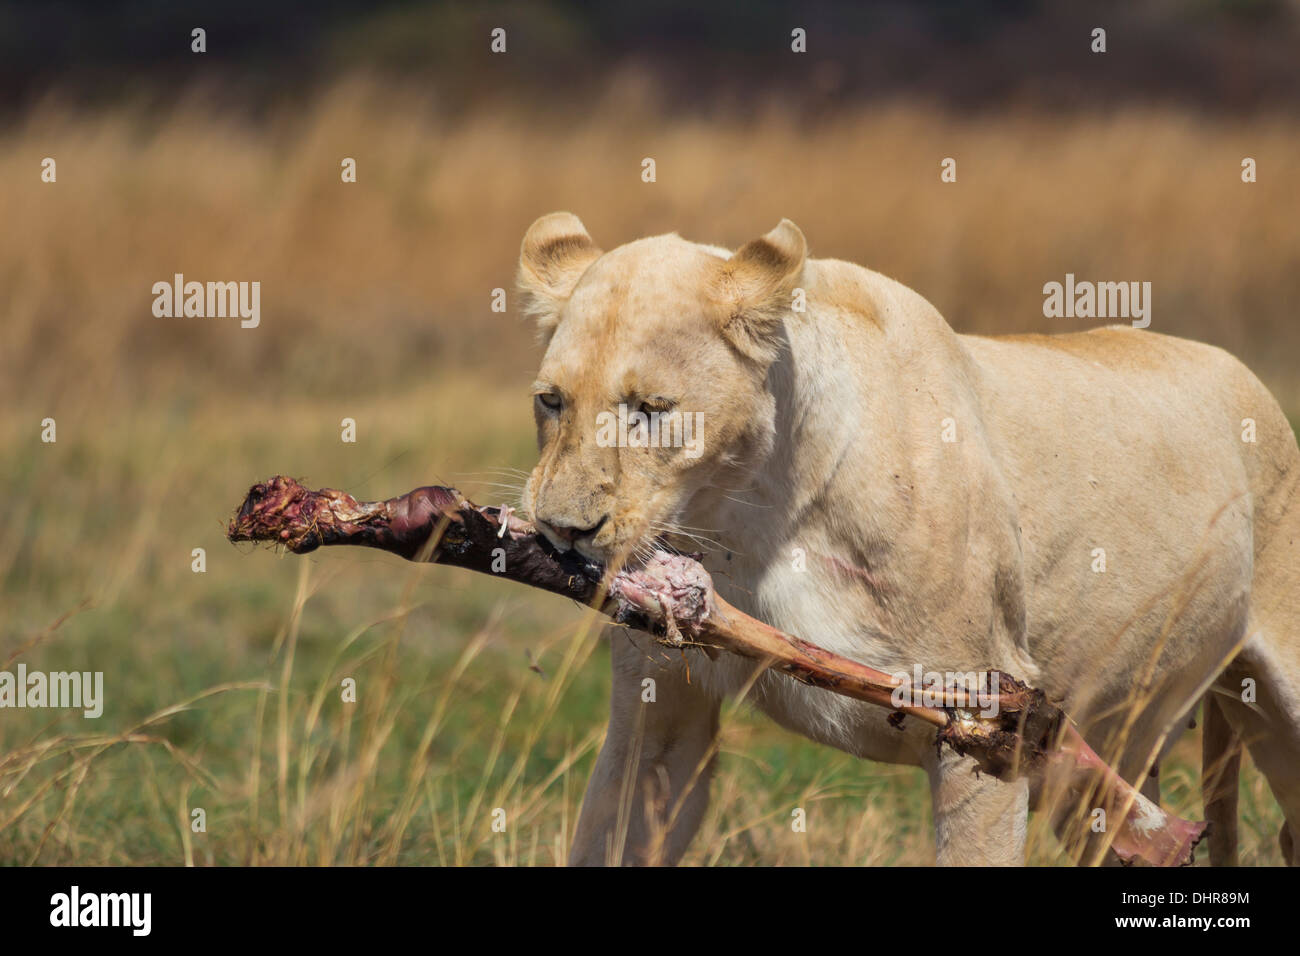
[1211,626,1300,865]
[1201,692,1242,865]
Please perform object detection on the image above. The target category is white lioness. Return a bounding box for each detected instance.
[516,212,1300,866]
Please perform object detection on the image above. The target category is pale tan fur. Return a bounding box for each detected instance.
[517,212,1300,866]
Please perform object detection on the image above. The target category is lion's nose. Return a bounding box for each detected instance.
[536,514,608,548]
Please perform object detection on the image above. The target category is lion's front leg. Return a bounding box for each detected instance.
[570,629,721,866]
[925,745,1030,866]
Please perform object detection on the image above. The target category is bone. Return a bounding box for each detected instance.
[228,475,1206,866]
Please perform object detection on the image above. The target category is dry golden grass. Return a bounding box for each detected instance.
[1,79,1295,864]
[4,78,1299,404]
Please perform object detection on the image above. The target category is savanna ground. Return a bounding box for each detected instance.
[2,80,1296,864]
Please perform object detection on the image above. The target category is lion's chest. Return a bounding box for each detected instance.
[700,556,932,766]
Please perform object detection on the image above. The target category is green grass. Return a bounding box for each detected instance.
[2,375,1290,866]
[0,377,921,865]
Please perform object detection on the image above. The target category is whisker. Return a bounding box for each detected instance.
[648,517,727,553]
[650,518,725,535]
[648,519,724,539]
[454,468,532,481]
[650,530,723,554]
[473,481,528,493]
[722,494,771,510]
[696,480,761,496]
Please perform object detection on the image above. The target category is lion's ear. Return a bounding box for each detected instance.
[714,219,807,364]
[517,212,602,340]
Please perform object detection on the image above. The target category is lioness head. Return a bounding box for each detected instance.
[517,212,806,567]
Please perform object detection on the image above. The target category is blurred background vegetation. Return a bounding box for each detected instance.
[1,0,1296,864]
[7,0,1300,114]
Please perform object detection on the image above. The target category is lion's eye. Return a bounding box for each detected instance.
[536,392,562,412]
[637,398,675,417]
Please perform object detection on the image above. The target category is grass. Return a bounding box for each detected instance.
[5,80,1300,408]
[0,377,936,866]
[0,376,1289,866]
[1,81,1295,864]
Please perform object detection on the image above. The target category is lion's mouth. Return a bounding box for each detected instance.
[534,520,574,555]
[530,528,606,584]
[530,506,691,576]
[540,525,683,577]
[573,537,609,564]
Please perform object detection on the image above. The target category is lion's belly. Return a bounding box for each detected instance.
[1016,494,1254,750]
[965,329,1261,756]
